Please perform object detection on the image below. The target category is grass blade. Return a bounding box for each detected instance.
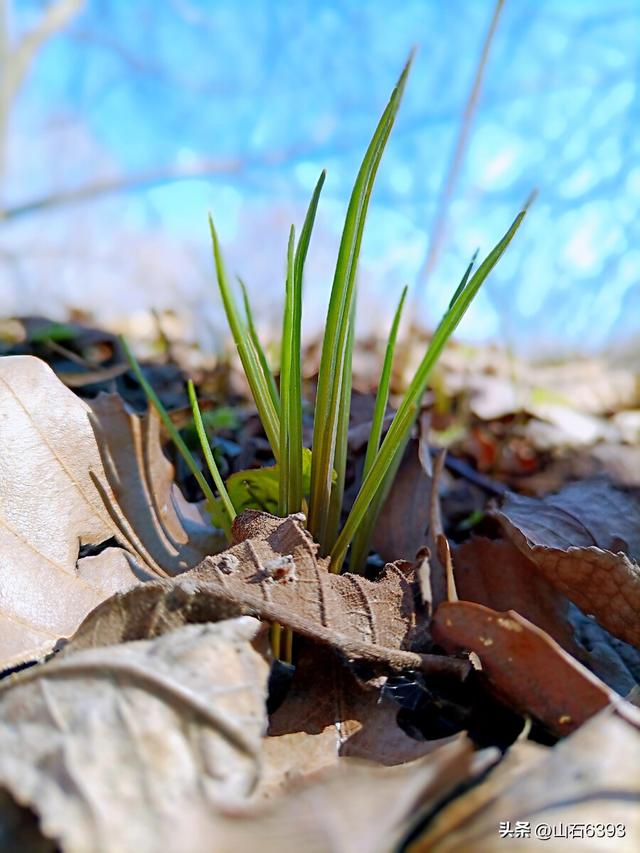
[309,52,414,550]
[330,207,527,572]
[279,225,303,516]
[325,297,356,546]
[295,170,326,294]
[364,285,408,478]
[348,431,410,574]
[276,171,325,516]
[448,249,478,310]
[330,402,417,572]
[209,215,280,456]
[187,380,236,527]
[239,277,280,411]
[120,336,218,510]
[348,284,408,572]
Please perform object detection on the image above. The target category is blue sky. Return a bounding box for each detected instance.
[3,0,640,354]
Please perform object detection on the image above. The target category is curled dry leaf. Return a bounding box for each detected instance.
[493,479,640,649]
[88,392,225,574]
[70,512,469,678]
[0,357,222,670]
[452,536,640,695]
[0,356,142,670]
[432,601,621,736]
[0,618,269,853]
[413,707,640,851]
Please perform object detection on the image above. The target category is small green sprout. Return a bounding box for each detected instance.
[123,52,527,580]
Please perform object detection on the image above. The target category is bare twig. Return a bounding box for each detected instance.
[415,0,506,292]
[0,0,85,184]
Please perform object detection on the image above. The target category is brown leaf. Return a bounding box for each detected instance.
[432,601,621,736]
[413,707,640,851]
[261,641,444,796]
[69,512,469,678]
[0,618,269,853]
[89,392,224,575]
[452,536,640,695]
[0,357,221,670]
[372,438,431,562]
[0,356,142,670]
[408,740,547,852]
[493,479,640,648]
[453,536,580,655]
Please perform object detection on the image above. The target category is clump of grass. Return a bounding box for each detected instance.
[123,53,527,578]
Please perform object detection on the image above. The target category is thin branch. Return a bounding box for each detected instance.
[8,0,85,97]
[415,0,506,290]
[0,145,305,220]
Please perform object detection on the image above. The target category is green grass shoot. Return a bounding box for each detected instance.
[307,53,414,552]
[239,277,279,411]
[328,207,527,571]
[127,52,527,593]
[187,380,236,527]
[120,336,218,511]
[209,215,280,455]
[348,285,408,573]
[278,225,302,516]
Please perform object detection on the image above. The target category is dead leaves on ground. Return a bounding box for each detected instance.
[432,602,618,736]
[0,356,222,670]
[493,479,640,647]
[2,352,640,849]
[412,706,640,851]
[0,619,269,853]
[67,510,468,680]
[0,582,485,852]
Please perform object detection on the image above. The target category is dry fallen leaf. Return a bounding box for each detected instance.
[413,707,640,851]
[261,641,445,795]
[452,536,640,695]
[493,479,640,648]
[63,543,469,808]
[0,356,222,670]
[225,737,498,853]
[0,356,144,670]
[88,392,224,574]
[453,536,580,656]
[69,511,469,678]
[432,601,621,736]
[0,618,269,853]
[372,438,431,563]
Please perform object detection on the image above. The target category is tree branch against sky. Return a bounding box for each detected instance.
[0,0,85,190]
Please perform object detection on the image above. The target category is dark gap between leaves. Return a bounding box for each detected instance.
[77,536,120,560]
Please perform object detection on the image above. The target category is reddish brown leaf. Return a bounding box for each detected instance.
[452,536,580,655]
[493,479,640,648]
[372,438,431,563]
[432,601,620,736]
